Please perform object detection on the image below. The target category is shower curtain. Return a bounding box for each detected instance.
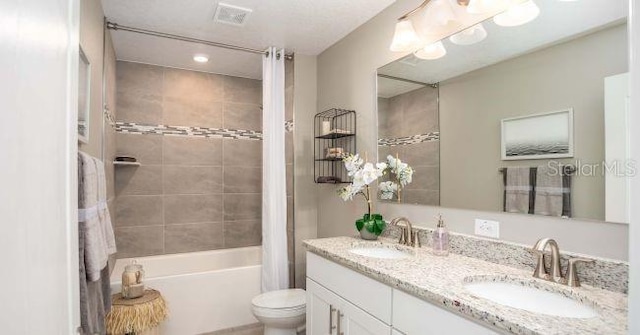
[261,47,289,292]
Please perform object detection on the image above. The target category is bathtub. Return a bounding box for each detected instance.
[111,247,262,335]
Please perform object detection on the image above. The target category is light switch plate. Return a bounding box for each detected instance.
[475,219,500,238]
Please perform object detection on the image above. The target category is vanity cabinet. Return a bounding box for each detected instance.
[307,279,390,335]
[306,252,500,335]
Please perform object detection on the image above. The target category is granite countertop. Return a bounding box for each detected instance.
[304,236,627,335]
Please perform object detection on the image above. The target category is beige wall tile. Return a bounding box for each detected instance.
[164,194,223,224]
[402,141,439,167]
[115,195,163,227]
[163,98,223,128]
[224,194,261,221]
[223,103,261,131]
[403,87,438,136]
[116,133,163,164]
[285,132,293,164]
[115,226,164,258]
[223,76,262,105]
[224,167,261,194]
[164,222,224,254]
[163,166,222,194]
[115,165,163,196]
[406,166,440,191]
[285,85,294,121]
[223,220,261,248]
[116,62,164,124]
[163,136,222,166]
[286,164,293,196]
[223,139,261,167]
[117,91,163,124]
[163,68,224,102]
[117,61,163,96]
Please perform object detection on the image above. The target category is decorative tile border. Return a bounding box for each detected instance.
[115,122,263,140]
[378,131,439,146]
[383,225,628,293]
[104,108,116,128]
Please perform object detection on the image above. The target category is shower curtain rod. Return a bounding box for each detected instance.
[106,21,294,60]
[377,73,437,88]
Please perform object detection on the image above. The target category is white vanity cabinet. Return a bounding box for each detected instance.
[307,279,390,335]
[306,252,500,335]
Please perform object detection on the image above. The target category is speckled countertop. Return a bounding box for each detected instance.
[304,236,627,335]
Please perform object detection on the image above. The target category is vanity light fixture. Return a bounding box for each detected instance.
[390,20,422,52]
[493,0,540,27]
[414,40,447,60]
[449,23,487,45]
[193,54,209,63]
[412,0,462,36]
[389,0,549,60]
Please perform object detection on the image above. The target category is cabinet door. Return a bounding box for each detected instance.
[339,296,391,335]
[307,278,341,335]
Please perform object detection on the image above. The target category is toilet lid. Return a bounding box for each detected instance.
[252,289,306,309]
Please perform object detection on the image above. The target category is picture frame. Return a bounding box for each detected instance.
[78,46,91,144]
[501,109,574,161]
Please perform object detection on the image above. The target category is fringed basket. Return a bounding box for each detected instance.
[106,289,168,335]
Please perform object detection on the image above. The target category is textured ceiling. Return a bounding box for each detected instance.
[378,0,628,86]
[102,0,397,79]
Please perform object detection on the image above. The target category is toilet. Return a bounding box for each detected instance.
[251,289,306,335]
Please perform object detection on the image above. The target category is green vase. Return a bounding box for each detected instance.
[356,213,386,240]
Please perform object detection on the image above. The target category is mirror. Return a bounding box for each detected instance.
[78,46,91,143]
[377,1,630,223]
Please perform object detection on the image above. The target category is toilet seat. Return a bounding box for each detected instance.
[251,289,306,313]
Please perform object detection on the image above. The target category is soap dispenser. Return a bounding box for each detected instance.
[432,214,449,256]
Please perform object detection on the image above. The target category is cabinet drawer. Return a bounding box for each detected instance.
[307,252,393,324]
[392,290,499,335]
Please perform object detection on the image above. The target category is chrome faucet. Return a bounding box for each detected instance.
[390,217,420,247]
[531,238,594,287]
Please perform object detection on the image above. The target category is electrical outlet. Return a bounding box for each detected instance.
[475,219,500,238]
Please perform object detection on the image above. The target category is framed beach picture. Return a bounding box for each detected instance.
[501,109,574,160]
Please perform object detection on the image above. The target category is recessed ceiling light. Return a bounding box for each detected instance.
[193,54,209,63]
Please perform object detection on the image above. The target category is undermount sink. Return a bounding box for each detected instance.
[464,281,598,318]
[349,246,412,259]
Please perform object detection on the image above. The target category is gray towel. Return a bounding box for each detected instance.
[79,223,111,335]
[534,165,571,217]
[78,152,116,281]
[78,152,116,335]
[504,167,533,214]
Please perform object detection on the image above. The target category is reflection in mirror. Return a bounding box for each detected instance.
[377,1,629,223]
[377,76,440,205]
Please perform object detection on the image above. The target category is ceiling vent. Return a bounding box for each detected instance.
[213,3,252,26]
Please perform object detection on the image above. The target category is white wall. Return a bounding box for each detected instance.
[0,0,80,333]
[314,0,629,260]
[628,0,639,332]
[293,55,319,288]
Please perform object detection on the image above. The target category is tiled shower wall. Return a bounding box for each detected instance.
[378,86,440,205]
[113,61,293,258]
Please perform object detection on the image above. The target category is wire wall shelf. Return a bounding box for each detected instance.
[314,108,356,184]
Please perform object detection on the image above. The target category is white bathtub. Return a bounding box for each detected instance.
[111,247,262,335]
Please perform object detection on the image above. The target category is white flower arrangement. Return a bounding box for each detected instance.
[337,153,414,236]
[384,155,414,201]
